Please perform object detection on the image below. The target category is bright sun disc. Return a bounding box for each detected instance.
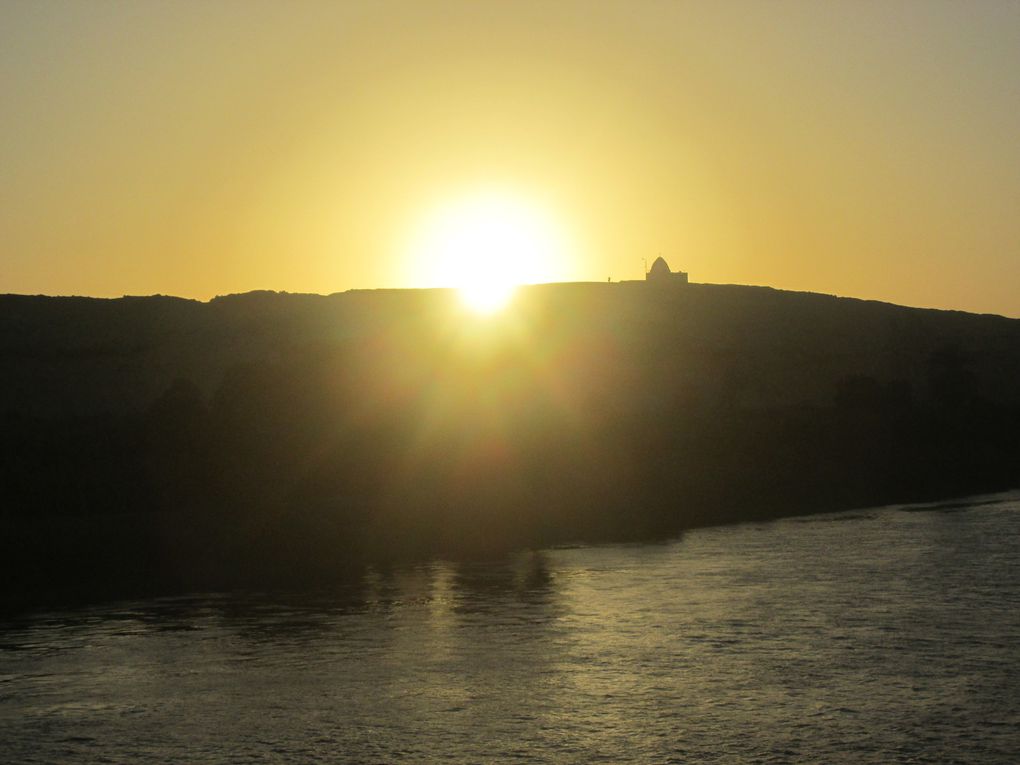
[407,193,571,314]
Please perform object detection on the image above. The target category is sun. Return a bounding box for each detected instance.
[407,192,572,314]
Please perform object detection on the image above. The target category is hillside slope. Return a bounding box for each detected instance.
[3,283,1019,416]
[2,282,1018,604]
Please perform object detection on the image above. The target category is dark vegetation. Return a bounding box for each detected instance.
[2,283,1019,607]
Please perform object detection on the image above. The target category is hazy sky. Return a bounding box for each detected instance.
[2,1,1019,315]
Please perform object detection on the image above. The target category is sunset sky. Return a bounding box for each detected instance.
[2,1,1019,316]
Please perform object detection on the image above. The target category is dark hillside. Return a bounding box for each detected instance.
[4,283,1018,416]
[2,283,1018,606]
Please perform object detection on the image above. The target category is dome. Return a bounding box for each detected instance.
[648,256,672,279]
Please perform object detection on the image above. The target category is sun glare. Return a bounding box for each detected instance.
[407,193,572,314]
[460,280,516,314]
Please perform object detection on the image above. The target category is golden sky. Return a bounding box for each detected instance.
[2,1,1019,316]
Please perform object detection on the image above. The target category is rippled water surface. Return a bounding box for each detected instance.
[3,495,1020,763]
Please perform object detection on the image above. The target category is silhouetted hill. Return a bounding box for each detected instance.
[4,284,1019,416]
[2,283,1018,606]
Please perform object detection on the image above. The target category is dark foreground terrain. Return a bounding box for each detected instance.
[2,282,1018,606]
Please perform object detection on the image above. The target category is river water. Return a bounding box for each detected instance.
[2,494,1020,763]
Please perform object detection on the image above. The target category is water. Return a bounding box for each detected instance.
[3,495,1020,763]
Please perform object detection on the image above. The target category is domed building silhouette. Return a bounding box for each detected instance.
[646,256,688,285]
